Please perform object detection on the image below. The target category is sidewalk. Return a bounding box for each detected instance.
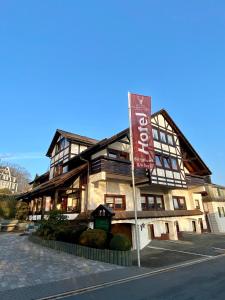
[0,233,121,296]
[0,267,146,300]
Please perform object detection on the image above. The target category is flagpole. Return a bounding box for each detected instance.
[128,92,141,268]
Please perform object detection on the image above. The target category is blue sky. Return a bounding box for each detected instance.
[0,1,224,184]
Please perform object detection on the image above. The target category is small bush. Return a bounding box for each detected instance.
[15,201,29,220]
[109,234,131,251]
[36,210,87,242]
[0,194,17,219]
[36,210,69,239]
[55,225,87,243]
[79,229,107,249]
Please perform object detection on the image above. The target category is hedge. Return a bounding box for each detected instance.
[29,235,133,266]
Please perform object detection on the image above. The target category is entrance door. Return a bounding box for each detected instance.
[175,221,180,233]
[111,223,132,245]
[148,224,155,239]
[205,214,211,232]
[192,221,197,232]
[199,218,204,232]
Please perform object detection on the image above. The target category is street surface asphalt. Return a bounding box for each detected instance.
[62,254,225,300]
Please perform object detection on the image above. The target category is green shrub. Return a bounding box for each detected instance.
[54,225,87,243]
[109,234,131,251]
[36,210,69,239]
[78,229,107,249]
[15,201,29,220]
[0,195,17,219]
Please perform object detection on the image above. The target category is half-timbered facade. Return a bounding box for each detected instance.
[19,109,212,249]
[0,167,18,193]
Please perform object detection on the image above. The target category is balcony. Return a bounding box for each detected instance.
[90,156,146,179]
[185,174,206,186]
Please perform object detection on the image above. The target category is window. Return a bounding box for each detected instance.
[218,207,222,217]
[195,199,200,209]
[153,127,175,146]
[55,138,66,153]
[108,149,129,160]
[105,195,126,210]
[167,134,174,146]
[67,195,80,212]
[173,197,179,209]
[171,157,178,170]
[173,196,186,210]
[141,194,164,210]
[155,154,179,171]
[160,131,167,143]
[156,196,164,209]
[152,128,159,140]
[163,157,171,169]
[141,196,147,210]
[222,207,225,217]
[63,165,68,173]
[155,155,162,167]
[108,152,117,159]
[148,196,155,209]
[54,163,63,177]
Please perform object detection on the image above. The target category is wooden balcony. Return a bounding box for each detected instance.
[185,174,206,186]
[90,156,146,178]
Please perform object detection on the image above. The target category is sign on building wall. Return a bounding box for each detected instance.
[129,93,155,171]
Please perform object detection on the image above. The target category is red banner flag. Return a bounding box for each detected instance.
[129,93,155,170]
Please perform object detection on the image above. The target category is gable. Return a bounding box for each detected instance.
[151,110,211,176]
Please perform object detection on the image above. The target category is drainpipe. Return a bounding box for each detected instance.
[79,156,89,215]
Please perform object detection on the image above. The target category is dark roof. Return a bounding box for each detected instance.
[91,204,115,217]
[77,209,203,221]
[29,171,49,185]
[67,128,129,166]
[20,164,87,199]
[46,129,98,157]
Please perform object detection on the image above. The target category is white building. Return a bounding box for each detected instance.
[0,167,18,193]
[20,110,212,249]
[202,184,225,233]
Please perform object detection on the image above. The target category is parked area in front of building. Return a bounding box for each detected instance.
[135,232,225,268]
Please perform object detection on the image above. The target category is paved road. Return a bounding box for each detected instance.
[63,254,225,300]
[135,232,225,268]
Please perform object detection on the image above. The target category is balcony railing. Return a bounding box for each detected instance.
[185,174,206,186]
[90,156,146,178]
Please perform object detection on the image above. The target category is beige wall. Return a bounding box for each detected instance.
[205,200,225,233]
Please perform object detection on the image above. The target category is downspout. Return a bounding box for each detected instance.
[79,156,89,215]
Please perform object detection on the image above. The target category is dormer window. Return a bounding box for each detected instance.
[54,163,63,177]
[55,138,66,154]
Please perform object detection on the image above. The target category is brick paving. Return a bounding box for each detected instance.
[0,233,121,292]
